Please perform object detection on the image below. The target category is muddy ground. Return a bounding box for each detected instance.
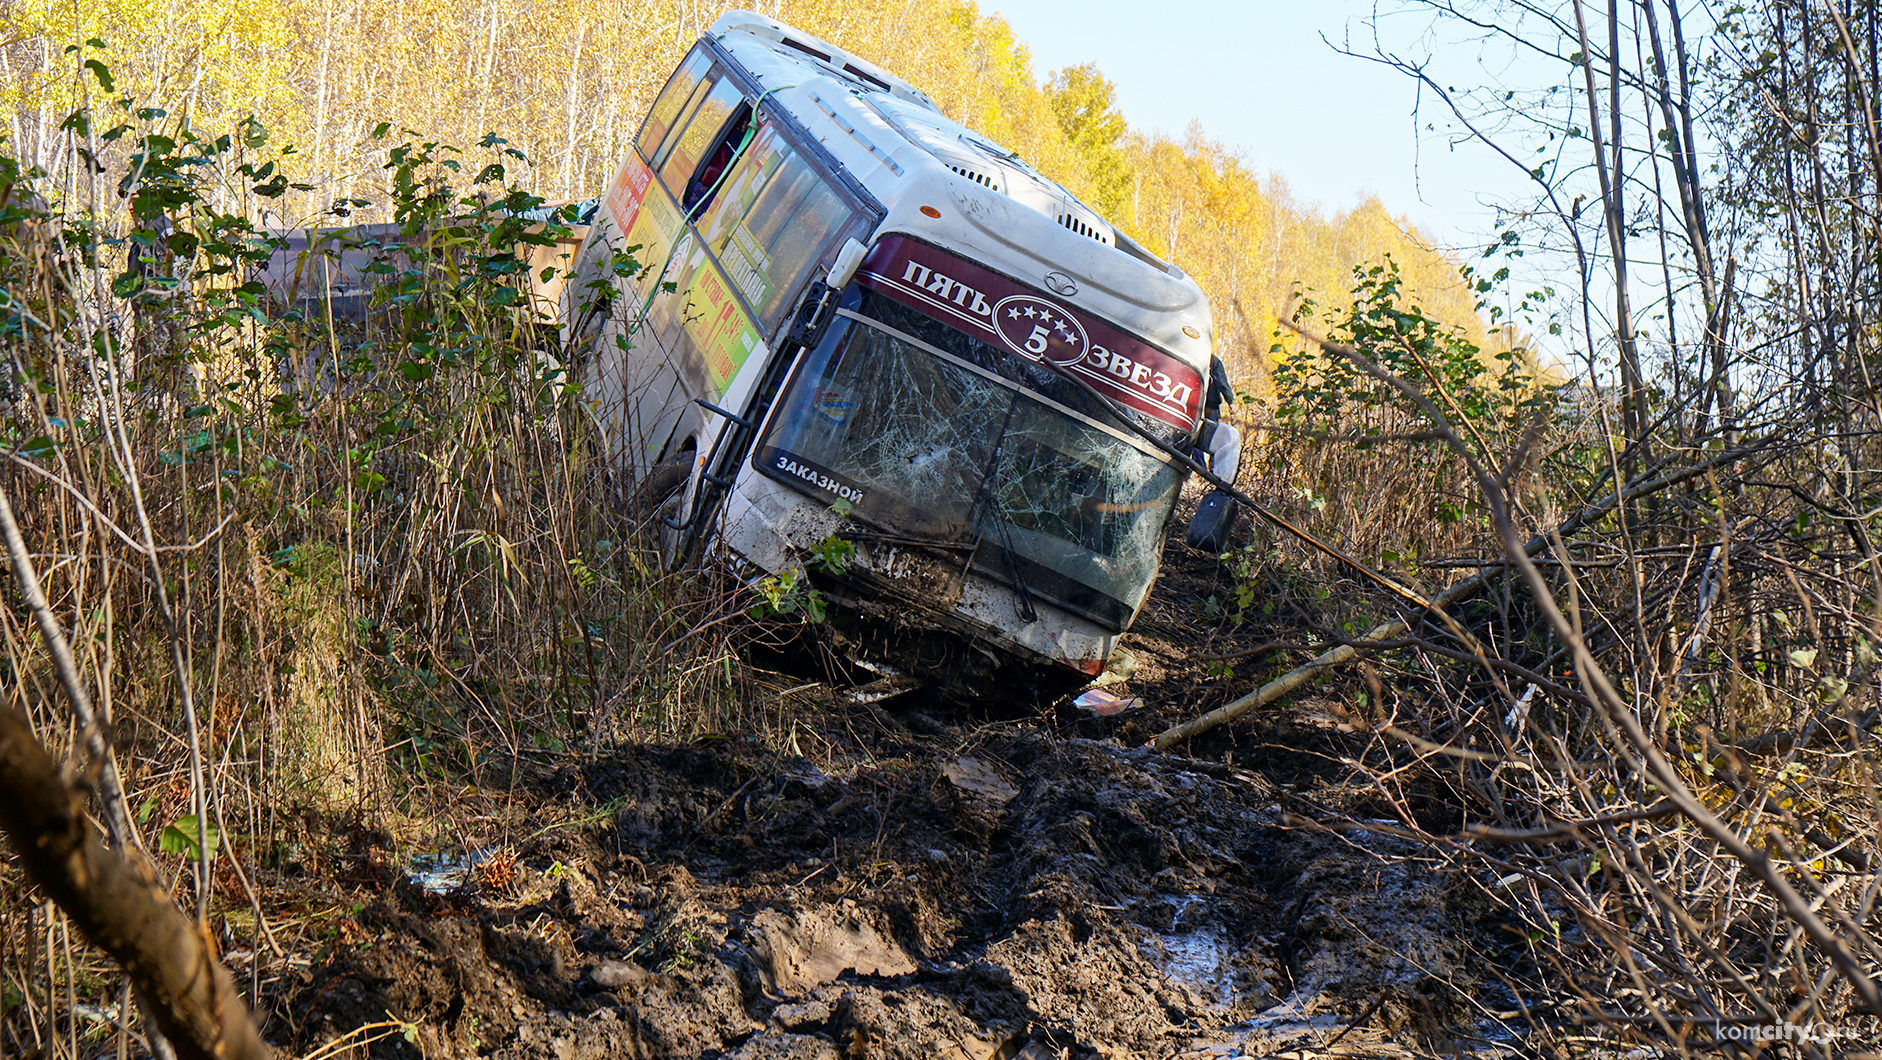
[255,529,1541,1060]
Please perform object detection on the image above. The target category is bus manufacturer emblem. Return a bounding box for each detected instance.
[992,294,1088,367]
[1042,271,1078,296]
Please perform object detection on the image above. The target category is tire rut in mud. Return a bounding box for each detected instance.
[268,723,1500,1059]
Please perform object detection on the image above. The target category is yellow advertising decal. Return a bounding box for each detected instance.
[674,247,762,391]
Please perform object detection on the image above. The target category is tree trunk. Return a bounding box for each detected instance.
[0,705,269,1060]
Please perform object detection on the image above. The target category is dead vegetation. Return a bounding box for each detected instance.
[8,3,1882,1058]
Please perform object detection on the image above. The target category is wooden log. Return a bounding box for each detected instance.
[0,704,270,1060]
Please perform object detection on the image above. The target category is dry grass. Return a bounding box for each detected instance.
[1227,350,1882,1052]
[0,122,772,1059]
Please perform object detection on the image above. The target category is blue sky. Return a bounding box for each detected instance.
[981,0,1560,253]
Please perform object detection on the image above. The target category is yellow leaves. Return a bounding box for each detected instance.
[6,0,292,125]
[24,0,1497,393]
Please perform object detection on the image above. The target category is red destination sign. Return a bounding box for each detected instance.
[856,237,1203,432]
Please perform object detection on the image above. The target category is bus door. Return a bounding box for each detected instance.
[647,101,876,544]
[596,41,875,517]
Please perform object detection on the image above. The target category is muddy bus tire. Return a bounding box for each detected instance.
[630,456,692,568]
[634,457,689,517]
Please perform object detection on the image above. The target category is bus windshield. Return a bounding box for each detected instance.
[756,293,1184,629]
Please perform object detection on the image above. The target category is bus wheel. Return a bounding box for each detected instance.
[633,457,689,517]
[632,457,691,567]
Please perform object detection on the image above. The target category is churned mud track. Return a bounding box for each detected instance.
[264,712,1522,1059]
[259,500,1531,1059]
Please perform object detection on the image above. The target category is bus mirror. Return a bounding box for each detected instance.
[787,282,834,347]
[826,238,867,289]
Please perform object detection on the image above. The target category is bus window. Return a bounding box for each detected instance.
[659,77,744,198]
[697,129,859,329]
[682,103,753,215]
[649,76,713,174]
[637,49,711,162]
[741,156,856,324]
[696,124,790,247]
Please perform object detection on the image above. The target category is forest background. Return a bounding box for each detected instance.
[0,0,1512,398]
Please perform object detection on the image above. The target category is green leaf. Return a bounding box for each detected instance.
[83,58,115,92]
[160,815,218,861]
[18,436,56,459]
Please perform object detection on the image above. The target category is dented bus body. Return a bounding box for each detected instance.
[563,10,1215,692]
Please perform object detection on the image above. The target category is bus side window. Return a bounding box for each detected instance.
[692,125,859,330]
[682,103,753,215]
[696,124,790,251]
[739,156,858,326]
[649,76,713,175]
[637,49,712,163]
[658,77,744,198]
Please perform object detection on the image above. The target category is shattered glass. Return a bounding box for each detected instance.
[759,308,1185,627]
[980,398,1179,612]
[765,320,1005,538]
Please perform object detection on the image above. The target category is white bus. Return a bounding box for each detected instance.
[562,9,1217,694]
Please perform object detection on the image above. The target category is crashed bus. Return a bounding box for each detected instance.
[560,10,1221,694]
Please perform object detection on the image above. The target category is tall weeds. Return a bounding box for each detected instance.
[0,94,756,1058]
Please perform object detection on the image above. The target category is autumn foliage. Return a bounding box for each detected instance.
[1,0,1505,399]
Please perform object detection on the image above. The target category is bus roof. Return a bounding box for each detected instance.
[707,11,1214,381]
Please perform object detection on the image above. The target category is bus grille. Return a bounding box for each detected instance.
[1057,214,1113,245]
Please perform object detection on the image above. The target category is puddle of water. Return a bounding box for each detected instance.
[1157,927,1236,1010]
[1147,896,1239,1012]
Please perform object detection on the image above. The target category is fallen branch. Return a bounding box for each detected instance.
[1151,440,1759,751]
[0,480,267,1059]
[0,481,138,847]
[0,704,270,1060]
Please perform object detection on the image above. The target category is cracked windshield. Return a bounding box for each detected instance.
[759,309,1180,623]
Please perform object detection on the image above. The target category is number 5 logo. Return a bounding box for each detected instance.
[993,294,1088,367]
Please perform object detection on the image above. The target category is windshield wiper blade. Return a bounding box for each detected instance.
[987,497,1039,625]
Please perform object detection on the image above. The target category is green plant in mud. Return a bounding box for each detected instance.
[749,505,856,625]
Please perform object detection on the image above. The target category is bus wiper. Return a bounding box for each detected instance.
[987,496,1039,624]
